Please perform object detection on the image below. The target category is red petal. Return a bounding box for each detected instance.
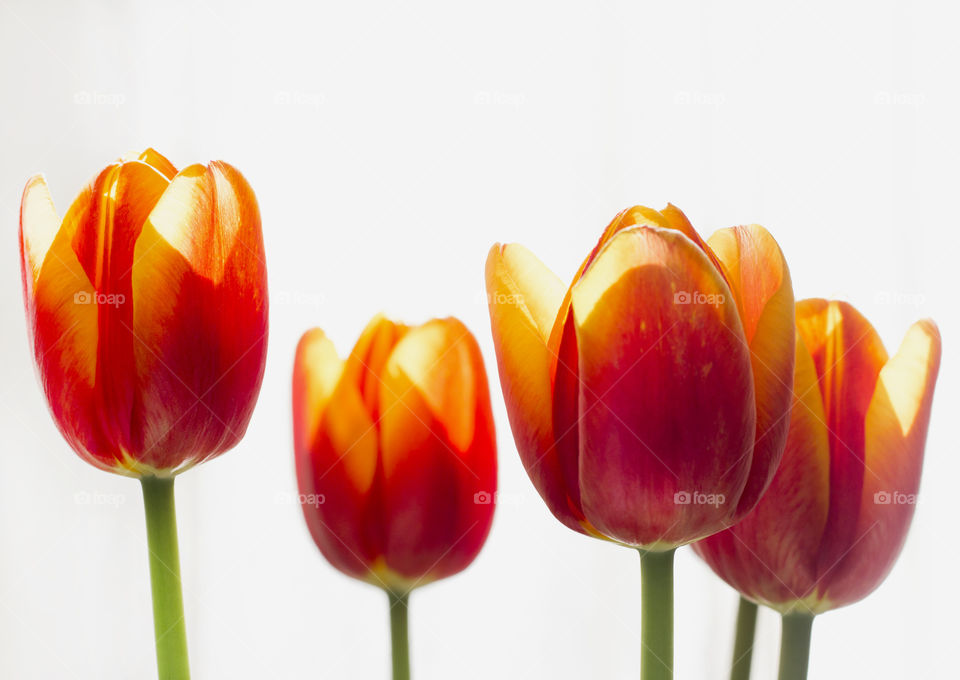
[707,224,796,517]
[796,300,888,577]
[819,320,941,607]
[376,319,496,586]
[129,162,267,471]
[571,226,756,548]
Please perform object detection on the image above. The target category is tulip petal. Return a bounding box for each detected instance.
[539,207,690,535]
[23,177,111,469]
[694,332,830,612]
[377,319,497,585]
[796,300,889,575]
[19,175,61,315]
[708,224,795,517]
[300,376,382,582]
[137,147,177,179]
[292,329,344,459]
[486,244,590,530]
[129,162,267,471]
[295,318,401,582]
[571,226,756,548]
[819,320,941,608]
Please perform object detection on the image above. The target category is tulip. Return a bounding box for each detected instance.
[485,205,795,679]
[293,315,496,680]
[694,299,941,680]
[19,148,268,679]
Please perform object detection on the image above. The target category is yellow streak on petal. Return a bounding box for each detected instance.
[381,319,478,468]
[323,376,380,496]
[293,329,345,454]
[20,175,62,292]
[868,319,941,443]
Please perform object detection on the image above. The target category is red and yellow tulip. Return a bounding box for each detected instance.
[485,205,795,549]
[19,148,268,477]
[293,315,497,592]
[694,299,941,614]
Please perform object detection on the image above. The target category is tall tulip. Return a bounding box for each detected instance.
[19,148,268,679]
[485,205,795,679]
[694,299,941,680]
[293,315,496,680]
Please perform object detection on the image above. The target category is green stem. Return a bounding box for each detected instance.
[639,548,675,680]
[141,476,190,680]
[730,596,758,680]
[388,590,410,680]
[777,612,814,680]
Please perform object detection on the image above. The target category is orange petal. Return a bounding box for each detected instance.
[377,319,497,584]
[820,319,941,608]
[298,367,382,582]
[27,162,169,471]
[137,148,177,179]
[294,319,396,582]
[795,300,889,575]
[694,331,831,612]
[292,329,344,458]
[571,225,756,548]
[19,175,61,315]
[546,206,675,353]
[485,244,587,531]
[129,162,267,471]
[24,177,108,469]
[707,224,795,517]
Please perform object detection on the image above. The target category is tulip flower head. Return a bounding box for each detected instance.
[695,299,941,614]
[485,205,795,550]
[293,315,497,593]
[19,148,268,477]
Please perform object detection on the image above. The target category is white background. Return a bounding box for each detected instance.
[0,1,957,678]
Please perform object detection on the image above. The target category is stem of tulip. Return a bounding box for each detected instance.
[388,590,410,680]
[639,548,675,680]
[777,612,814,680]
[730,596,758,680]
[141,476,190,680]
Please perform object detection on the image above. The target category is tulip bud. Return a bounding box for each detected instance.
[293,315,497,592]
[19,148,268,477]
[694,299,941,614]
[485,205,795,549]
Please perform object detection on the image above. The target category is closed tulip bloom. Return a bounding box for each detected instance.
[293,315,497,592]
[19,148,268,679]
[695,299,941,615]
[485,204,795,550]
[19,148,268,476]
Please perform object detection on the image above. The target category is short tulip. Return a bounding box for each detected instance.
[485,204,795,550]
[293,315,497,589]
[19,148,268,477]
[694,299,941,615]
[293,315,497,680]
